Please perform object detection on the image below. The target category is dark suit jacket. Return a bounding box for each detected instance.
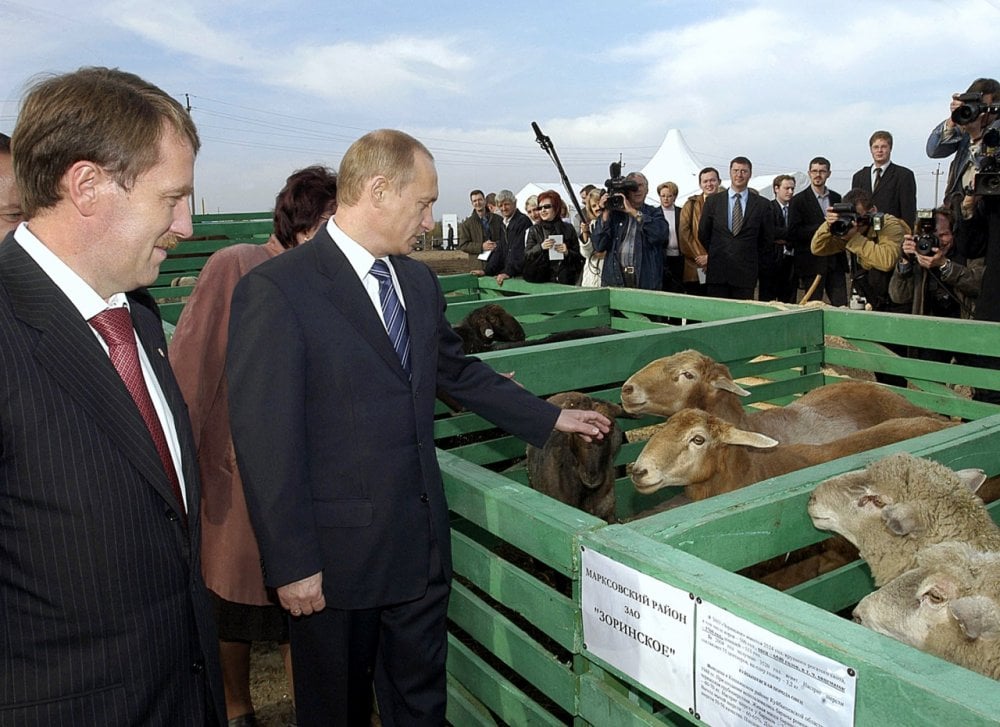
[698,190,774,289]
[851,162,917,226]
[0,235,223,726]
[484,209,533,277]
[226,227,559,610]
[787,187,844,279]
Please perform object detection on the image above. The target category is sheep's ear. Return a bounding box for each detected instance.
[711,377,751,397]
[949,595,1000,640]
[955,468,988,493]
[720,427,779,449]
[881,503,925,535]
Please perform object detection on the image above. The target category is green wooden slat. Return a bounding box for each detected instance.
[449,580,578,714]
[159,302,184,325]
[785,558,875,612]
[579,670,691,726]
[192,211,271,223]
[451,529,578,652]
[446,674,500,727]
[440,450,602,576]
[446,634,566,726]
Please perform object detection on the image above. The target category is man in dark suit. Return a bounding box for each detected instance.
[759,174,797,303]
[851,130,917,226]
[787,156,846,305]
[226,129,611,727]
[0,67,223,725]
[487,188,533,284]
[698,156,775,299]
[457,188,503,273]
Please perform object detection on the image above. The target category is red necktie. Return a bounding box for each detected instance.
[90,308,186,520]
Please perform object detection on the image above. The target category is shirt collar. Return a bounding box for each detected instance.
[14,222,129,320]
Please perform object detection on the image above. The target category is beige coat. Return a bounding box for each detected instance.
[678,193,709,283]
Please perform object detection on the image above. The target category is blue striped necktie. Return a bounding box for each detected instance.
[370,260,411,376]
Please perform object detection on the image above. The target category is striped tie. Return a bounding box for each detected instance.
[370,260,411,376]
[731,193,744,235]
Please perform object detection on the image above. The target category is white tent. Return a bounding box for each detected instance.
[640,128,706,202]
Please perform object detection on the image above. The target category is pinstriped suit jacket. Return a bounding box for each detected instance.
[0,235,224,726]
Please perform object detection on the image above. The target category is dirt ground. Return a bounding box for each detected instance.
[249,642,296,725]
[410,248,471,275]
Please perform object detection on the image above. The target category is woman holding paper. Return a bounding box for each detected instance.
[522,189,584,284]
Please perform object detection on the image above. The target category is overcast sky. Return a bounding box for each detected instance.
[2,0,998,219]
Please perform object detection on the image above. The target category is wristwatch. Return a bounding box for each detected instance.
[939,259,952,276]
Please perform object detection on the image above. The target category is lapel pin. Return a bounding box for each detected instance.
[157,348,165,358]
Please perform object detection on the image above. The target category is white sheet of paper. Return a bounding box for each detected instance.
[477,248,493,261]
[548,234,564,261]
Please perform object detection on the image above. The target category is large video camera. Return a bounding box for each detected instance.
[829,202,881,236]
[604,162,639,211]
[951,92,1000,125]
[971,127,1000,196]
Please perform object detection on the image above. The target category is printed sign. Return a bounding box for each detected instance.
[581,546,696,708]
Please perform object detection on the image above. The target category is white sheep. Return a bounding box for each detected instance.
[853,541,1000,680]
[808,453,998,585]
[630,408,952,502]
[620,349,942,445]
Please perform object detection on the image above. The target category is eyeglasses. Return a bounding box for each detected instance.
[537,204,554,211]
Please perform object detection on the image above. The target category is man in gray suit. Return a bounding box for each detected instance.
[0,67,224,725]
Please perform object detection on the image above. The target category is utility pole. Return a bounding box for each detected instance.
[932,163,943,207]
[185,93,196,218]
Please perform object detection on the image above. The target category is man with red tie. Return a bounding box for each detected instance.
[0,67,224,725]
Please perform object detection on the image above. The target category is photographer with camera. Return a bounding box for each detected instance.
[591,170,667,289]
[927,78,1000,206]
[811,188,906,310]
[889,207,984,363]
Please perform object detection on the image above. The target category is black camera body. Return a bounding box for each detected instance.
[951,92,1000,126]
[913,209,938,256]
[971,127,1000,196]
[830,202,867,236]
[604,162,639,211]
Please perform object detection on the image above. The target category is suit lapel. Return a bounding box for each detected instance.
[0,239,188,515]
[311,230,413,383]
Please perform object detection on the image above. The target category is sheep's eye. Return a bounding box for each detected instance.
[921,588,945,606]
[857,494,885,508]
[681,370,695,380]
[691,435,706,446]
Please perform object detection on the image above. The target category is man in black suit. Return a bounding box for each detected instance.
[787,156,846,305]
[0,68,224,725]
[698,156,774,299]
[851,130,917,226]
[760,174,797,303]
[488,188,533,284]
[226,129,611,726]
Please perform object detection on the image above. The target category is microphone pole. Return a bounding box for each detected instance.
[531,122,586,223]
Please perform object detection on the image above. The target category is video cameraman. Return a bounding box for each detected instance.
[592,171,667,289]
[926,78,1000,207]
[811,188,906,310]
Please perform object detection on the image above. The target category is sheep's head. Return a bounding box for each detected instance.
[462,304,525,345]
[546,392,623,489]
[620,349,749,417]
[808,453,987,548]
[630,408,777,494]
[853,542,1000,666]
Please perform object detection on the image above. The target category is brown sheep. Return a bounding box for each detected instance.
[620,349,942,445]
[808,453,998,585]
[453,303,525,354]
[630,408,952,502]
[526,392,624,522]
[853,541,1000,680]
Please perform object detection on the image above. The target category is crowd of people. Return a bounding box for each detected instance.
[0,64,997,727]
